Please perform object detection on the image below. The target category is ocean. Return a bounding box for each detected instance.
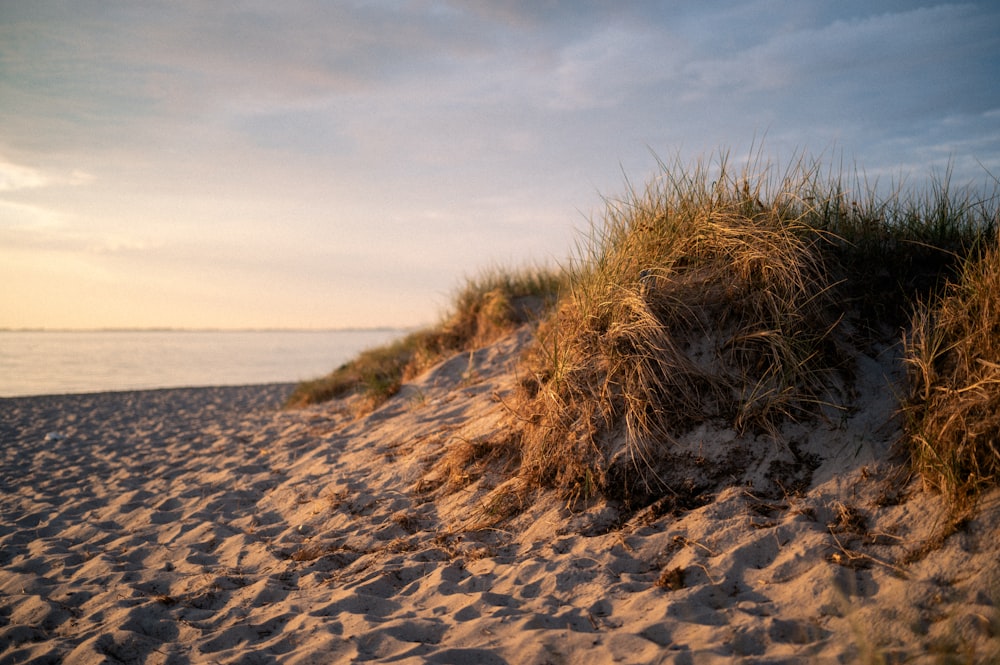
[0,329,406,397]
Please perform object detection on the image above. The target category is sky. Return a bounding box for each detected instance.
[2,1,999,330]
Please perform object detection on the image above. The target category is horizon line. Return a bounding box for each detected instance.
[0,326,414,333]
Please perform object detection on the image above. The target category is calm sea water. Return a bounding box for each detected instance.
[0,330,405,397]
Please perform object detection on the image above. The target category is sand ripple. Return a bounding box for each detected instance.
[2,337,999,664]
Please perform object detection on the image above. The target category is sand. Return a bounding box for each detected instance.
[2,328,999,664]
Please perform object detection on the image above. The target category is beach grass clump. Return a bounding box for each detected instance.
[804,164,996,326]
[515,154,843,504]
[422,264,565,360]
[286,264,564,411]
[285,330,437,410]
[512,151,999,508]
[903,236,1000,504]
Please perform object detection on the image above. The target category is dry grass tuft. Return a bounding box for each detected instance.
[285,333,431,411]
[656,565,687,591]
[903,237,1000,505]
[511,151,998,510]
[436,433,521,494]
[465,477,532,530]
[515,153,842,504]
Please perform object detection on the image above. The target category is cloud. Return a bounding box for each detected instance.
[0,199,61,229]
[681,4,990,101]
[0,156,95,195]
[0,160,49,191]
[1,1,999,329]
[0,200,148,257]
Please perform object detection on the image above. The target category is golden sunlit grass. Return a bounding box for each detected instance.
[290,149,1000,513]
[512,151,997,507]
[903,237,1000,507]
[517,153,842,504]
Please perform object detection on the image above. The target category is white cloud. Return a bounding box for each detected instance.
[0,157,95,193]
[0,160,49,191]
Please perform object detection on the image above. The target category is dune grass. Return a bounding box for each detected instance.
[513,151,998,507]
[285,330,436,411]
[516,153,844,504]
[290,150,999,512]
[285,264,564,412]
[903,236,1000,506]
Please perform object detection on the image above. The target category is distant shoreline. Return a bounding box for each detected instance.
[0,381,299,402]
[0,328,406,399]
[0,326,410,334]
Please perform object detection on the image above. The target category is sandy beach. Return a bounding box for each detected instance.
[2,328,999,664]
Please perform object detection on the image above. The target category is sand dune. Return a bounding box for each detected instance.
[2,329,998,663]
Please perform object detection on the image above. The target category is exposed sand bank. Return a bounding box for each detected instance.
[2,331,998,664]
